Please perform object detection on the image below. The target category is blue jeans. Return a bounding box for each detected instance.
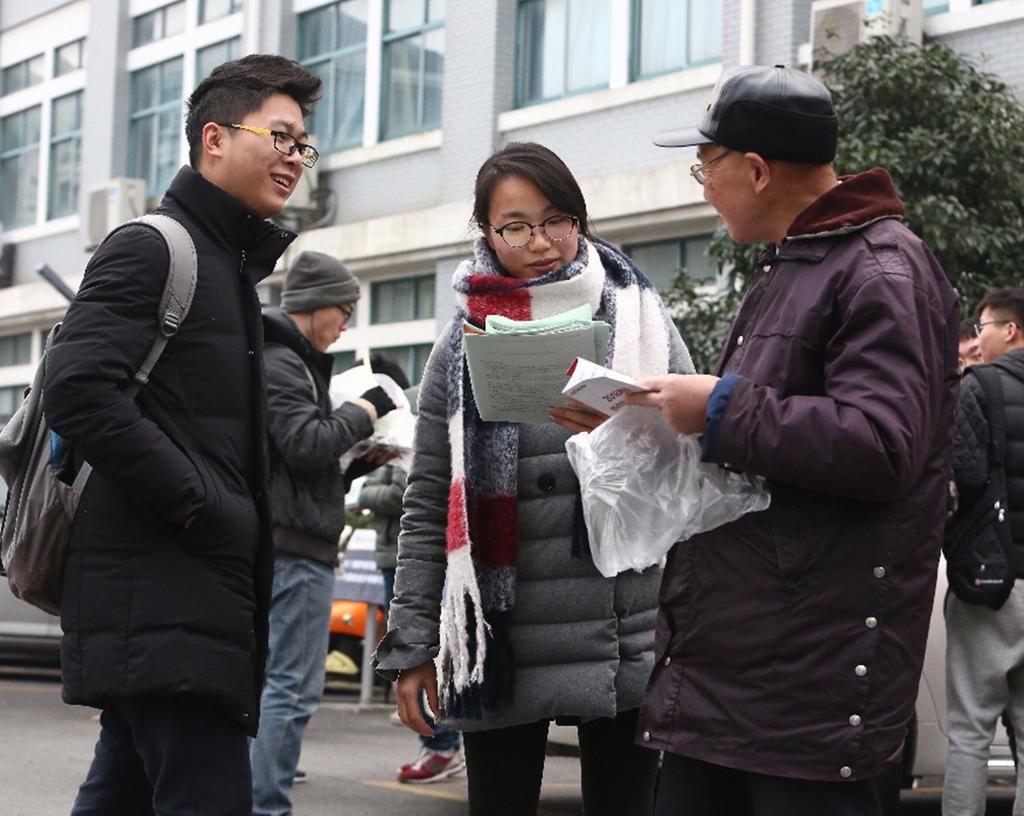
[381,567,459,753]
[250,554,335,816]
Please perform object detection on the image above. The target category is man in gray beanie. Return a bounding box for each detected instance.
[252,250,395,816]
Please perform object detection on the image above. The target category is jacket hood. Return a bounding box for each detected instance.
[262,306,334,381]
[787,167,906,240]
[994,347,1024,379]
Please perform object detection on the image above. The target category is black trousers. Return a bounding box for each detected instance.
[462,708,659,816]
[70,695,251,816]
[654,752,885,816]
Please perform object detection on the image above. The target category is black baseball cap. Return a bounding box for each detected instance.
[654,65,838,164]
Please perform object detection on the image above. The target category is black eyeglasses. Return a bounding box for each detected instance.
[690,149,733,185]
[338,304,354,322]
[221,123,319,168]
[489,214,579,249]
[973,319,1012,337]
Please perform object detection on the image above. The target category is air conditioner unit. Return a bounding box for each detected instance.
[83,177,147,249]
[810,0,923,67]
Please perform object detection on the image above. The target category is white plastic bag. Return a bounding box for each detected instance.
[564,406,770,577]
[330,366,416,472]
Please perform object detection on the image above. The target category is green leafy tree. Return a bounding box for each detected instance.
[669,35,1024,371]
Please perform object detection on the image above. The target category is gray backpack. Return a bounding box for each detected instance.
[0,214,197,615]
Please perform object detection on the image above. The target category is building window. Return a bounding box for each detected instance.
[197,38,241,81]
[633,0,721,79]
[923,0,949,13]
[0,384,26,427]
[331,350,357,374]
[49,92,82,219]
[128,58,183,199]
[2,54,45,96]
[517,0,611,106]
[0,333,31,366]
[299,0,369,152]
[132,2,187,48]
[381,0,445,139]
[625,235,715,292]
[0,106,41,229]
[371,274,435,323]
[54,39,87,77]
[200,0,243,24]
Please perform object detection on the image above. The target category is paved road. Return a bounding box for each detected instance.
[0,664,1015,815]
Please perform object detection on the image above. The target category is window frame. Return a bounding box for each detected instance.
[47,91,83,220]
[370,273,436,324]
[298,0,370,153]
[132,1,187,48]
[629,0,723,82]
[127,57,184,200]
[2,53,45,97]
[380,0,445,140]
[623,234,717,292]
[196,37,242,81]
[199,0,244,25]
[0,106,42,229]
[515,0,613,108]
[54,38,86,78]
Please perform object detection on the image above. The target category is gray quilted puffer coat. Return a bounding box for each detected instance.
[376,314,693,732]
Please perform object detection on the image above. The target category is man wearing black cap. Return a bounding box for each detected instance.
[627,65,959,814]
[251,250,395,816]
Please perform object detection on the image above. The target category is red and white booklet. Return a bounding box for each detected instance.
[562,357,651,415]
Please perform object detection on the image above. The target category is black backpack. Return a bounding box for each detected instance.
[943,364,1022,610]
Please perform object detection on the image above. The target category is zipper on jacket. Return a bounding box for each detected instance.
[239,249,247,278]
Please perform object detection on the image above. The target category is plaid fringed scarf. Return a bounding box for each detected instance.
[438,236,672,719]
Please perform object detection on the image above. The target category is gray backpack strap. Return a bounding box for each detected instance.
[126,213,198,397]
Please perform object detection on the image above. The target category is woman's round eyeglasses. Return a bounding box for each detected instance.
[489,215,579,248]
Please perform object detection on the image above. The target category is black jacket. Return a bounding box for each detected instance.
[43,167,294,735]
[954,347,1024,547]
[263,307,374,566]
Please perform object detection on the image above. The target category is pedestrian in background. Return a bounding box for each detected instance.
[960,318,985,375]
[42,55,322,815]
[358,354,467,784]
[251,251,396,816]
[375,141,694,816]
[629,64,958,815]
[943,289,1024,816]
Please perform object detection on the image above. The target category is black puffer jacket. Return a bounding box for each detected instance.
[953,348,1024,545]
[263,307,374,566]
[43,167,293,736]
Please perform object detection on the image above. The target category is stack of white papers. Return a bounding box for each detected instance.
[464,305,609,424]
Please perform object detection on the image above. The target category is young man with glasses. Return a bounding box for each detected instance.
[44,55,322,814]
[944,287,1024,816]
[627,65,958,815]
[253,250,396,816]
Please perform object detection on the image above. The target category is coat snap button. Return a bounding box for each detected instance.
[865,617,878,629]
[537,473,555,492]
[839,766,852,778]
[736,335,744,346]
[849,714,862,727]
[663,656,672,667]
[873,566,886,578]
[855,664,867,677]
[642,730,651,742]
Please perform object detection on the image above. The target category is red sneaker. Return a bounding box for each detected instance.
[396,747,466,784]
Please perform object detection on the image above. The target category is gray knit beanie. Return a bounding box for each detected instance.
[281,251,360,313]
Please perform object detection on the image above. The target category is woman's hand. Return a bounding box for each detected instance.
[548,399,610,433]
[395,660,441,737]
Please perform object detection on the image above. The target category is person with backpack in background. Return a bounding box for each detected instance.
[41,55,321,815]
[944,288,1024,815]
[251,252,395,816]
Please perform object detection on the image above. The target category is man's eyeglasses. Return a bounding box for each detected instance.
[490,214,579,249]
[338,304,355,323]
[221,123,319,168]
[690,149,733,185]
[973,319,1012,337]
